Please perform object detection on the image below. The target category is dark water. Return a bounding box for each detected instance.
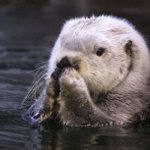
[0,1,150,149]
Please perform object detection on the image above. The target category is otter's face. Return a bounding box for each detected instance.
[56,31,133,94]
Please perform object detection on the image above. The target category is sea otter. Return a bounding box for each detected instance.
[22,15,150,127]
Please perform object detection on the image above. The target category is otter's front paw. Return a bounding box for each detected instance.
[59,68,87,92]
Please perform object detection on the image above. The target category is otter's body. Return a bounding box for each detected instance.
[24,15,150,127]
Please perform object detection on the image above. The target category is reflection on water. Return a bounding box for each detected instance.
[1,120,150,150]
[0,2,150,149]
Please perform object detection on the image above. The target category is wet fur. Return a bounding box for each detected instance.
[22,15,150,127]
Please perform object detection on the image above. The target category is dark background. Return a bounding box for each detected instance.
[0,0,150,48]
[0,1,150,150]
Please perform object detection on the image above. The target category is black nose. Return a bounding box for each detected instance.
[57,56,72,69]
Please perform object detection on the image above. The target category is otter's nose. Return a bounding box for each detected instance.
[57,56,72,69]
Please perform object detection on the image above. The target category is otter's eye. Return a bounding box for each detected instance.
[96,47,105,56]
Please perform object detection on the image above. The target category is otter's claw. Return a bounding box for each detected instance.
[23,102,52,126]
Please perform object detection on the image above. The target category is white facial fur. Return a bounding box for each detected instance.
[47,15,150,95]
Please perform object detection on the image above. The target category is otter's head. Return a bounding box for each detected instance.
[52,16,149,96]
[54,24,134,95]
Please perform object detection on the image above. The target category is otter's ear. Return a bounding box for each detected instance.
[125,40,133,57]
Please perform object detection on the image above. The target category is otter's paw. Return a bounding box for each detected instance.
[59,68,87,91]
[24,101,52,126]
